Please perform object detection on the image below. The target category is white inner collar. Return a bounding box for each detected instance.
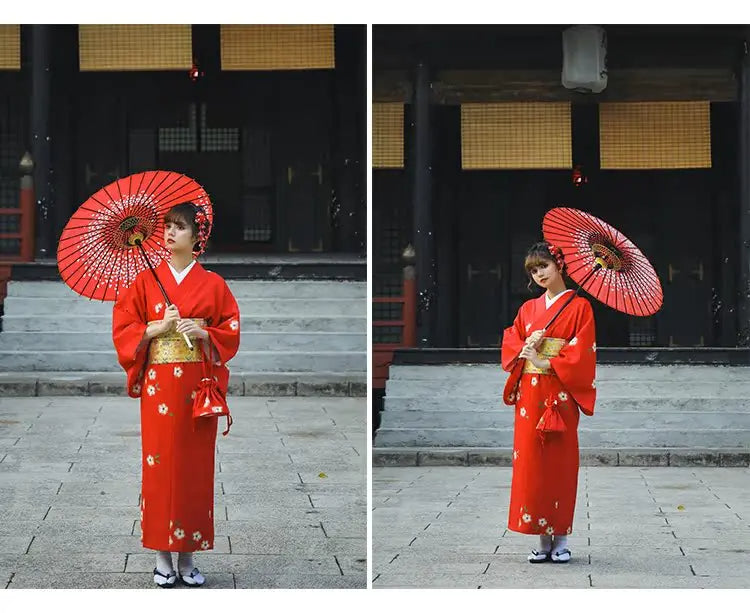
[545,289,572,309]
[168,260,196,285]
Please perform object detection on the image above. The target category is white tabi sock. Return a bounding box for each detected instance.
[539,534,552,553]
[177,552,195,575]
[178,552,206,586]
[552,535,569,554]
[156,551,174,575]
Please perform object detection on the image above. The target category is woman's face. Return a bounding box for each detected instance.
[164,217,196,254]
[528,258,561,290]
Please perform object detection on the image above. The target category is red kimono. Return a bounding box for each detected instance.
[501,291,596,537]
[112,260,240,552]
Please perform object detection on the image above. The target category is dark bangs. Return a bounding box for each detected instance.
[164,203,197,232]
[524,252,554,274]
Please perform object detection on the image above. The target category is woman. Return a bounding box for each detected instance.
[112,202,240,587]
[500,241,596,564]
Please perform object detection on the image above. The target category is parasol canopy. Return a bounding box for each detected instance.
[57,170,213,302]
[542,206,663,316]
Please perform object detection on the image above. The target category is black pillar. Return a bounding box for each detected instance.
[51,25,78,246]
[332,25,366,254]
[412,61,435,346]
[433,105,461,347]
[739,33,750,346]
[30,25,52,259]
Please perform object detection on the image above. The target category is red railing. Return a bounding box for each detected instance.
[0,159,35,304]
[373,261,417,390]
[0,161,34,262]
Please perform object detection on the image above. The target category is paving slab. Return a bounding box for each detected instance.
[0,395,365,589]
[7,571,237,589]
[373,465,750,589]
[232,572,362,589]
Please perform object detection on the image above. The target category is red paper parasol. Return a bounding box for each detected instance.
[57,170,213,349]
[57,170,213,302]
[542,207,663,318]
[503,207,663,407]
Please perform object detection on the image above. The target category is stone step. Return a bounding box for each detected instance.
[3,296,365,317]
[1,315,365,333]
[387,364,750,383]
[378,409,750,430]
[384,378,750,398]
[0,371,366,397]
[0,350,366,372]
[377,363,750,450]
[0,331,365,352]
[7,280,366,299]
[374,427,750,448]
[383,397,750,412]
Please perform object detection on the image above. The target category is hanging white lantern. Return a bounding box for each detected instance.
[562,25,608,94]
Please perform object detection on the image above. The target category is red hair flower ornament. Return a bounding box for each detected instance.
[548,244,566,273]
[193,206,212,257]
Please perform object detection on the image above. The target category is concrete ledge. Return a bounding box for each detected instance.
[580,449,619,466]
[0,378,37,396]
[37,379,89,396]
[350,381,367,397]
[418,450,468,466]
[0,372,366,398]
[298,381,350,397]
[243,381,297,396]
[372,449,419,467]
[617,449,670,466]
[372,447,750,467]
[467,450,513,466]
[669,450,723,467]
[719,451,750,467]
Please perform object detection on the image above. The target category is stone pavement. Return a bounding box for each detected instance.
[0,396,366,589]
[372,466,750,588]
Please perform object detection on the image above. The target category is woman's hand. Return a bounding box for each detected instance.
[160,304,180,333]
[519,344,545,368]
[146,305,179,338]
[525,329,544,349]
[176,318,209,340]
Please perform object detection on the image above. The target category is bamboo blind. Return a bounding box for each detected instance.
[599,102,712,169]
[220,25,334,71]
[79,25,193,71]
[0,25,20,70]
[461,103,572,169]
[373,103,404,168]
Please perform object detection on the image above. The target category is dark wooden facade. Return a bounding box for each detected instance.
[0,25,365,259]
[373,25,749,350]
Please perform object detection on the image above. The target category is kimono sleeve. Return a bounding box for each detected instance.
[112,275,149,397]
[548,298,597,416]
[501,306,527,372]
[205,276,241,366]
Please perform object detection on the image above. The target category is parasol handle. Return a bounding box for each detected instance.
[134,240,194,350]
[540,263,602,334]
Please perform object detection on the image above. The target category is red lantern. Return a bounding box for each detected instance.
[572,165,588,187]
[189,63,202,82]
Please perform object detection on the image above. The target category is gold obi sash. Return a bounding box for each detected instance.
[522,337,566,375]
[147,319,205,365]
